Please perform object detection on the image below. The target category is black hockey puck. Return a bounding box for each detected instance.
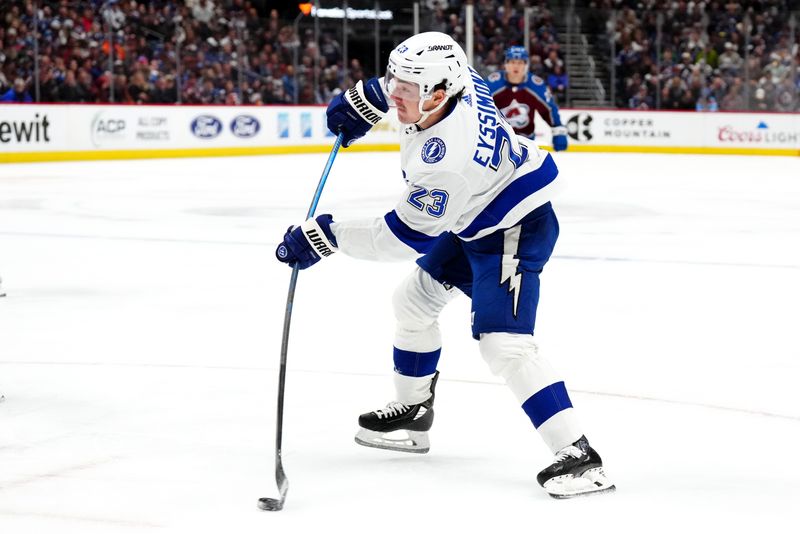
[257,497,283,511]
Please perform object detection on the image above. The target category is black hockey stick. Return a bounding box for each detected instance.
[258,132,344,512]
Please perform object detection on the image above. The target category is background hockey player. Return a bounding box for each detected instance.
[487,46,568,152]
[275,32,613,499]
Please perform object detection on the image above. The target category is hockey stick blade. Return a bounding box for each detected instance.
[258,457,288,511]
[257,498,283,511]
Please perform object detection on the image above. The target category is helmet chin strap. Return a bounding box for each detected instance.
[413,93,450,128]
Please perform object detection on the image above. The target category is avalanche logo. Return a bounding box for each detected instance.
[421,137,446,164]
[501,100,531,129]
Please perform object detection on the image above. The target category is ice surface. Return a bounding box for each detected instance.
[1,151,799,533]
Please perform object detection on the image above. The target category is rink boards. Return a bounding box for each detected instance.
[0,103,798,163]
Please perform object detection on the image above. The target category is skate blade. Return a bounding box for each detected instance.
[354,429,430,454]
[544,467,616,499]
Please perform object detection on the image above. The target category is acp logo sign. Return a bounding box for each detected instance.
[191,115,223,139]
[230,115,260,138]
[91,112,127,146]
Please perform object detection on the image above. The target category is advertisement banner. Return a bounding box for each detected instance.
[0,105,66,152]
[1,104,797,163]
[540,109,799,153]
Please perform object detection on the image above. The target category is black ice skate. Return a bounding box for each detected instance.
[354,371,439,454]
[537,435,615,499]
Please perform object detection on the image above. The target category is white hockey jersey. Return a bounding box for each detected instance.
[331,67,564,261]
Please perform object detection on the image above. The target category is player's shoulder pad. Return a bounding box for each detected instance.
[524,74,553,100]
[486,71,504,92]
[529,74,546,86]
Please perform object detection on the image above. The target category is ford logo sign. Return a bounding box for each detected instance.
[191,115,223,139]
[231,115,260,138]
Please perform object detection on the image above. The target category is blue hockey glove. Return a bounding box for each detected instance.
[276,214,338,270]
[326,78,388,147]
[551,126,568,152]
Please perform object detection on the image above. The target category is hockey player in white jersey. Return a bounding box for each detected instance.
[275,32,613,499]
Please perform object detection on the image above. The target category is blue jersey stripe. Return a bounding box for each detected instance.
[521,381,573,428]
[457,154,559,239]
[384,210,439,254]
[393,347,441,377]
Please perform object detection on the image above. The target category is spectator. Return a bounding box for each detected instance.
[128,71,150,104]
[662,75,689,109]
[59,70,85,102]
[39,65,61,102]
[678,52,695,80]
[543,49,564,74]
[78,70,97,101]
[718,42,743,76]
[546,64,568,103]
[752,86,771,111]
[320,34,341,65]
[1,78,32,102]
[113,73,132,103]
[191,0,216,26]
[149,75,178,103]
[773,78,798,112]
[629,84,653,109]
[695,44,719,70]
[707,75,728,104]
[763,53,790,86]
[721,78,747,110]
[696,89,719,111]
[529,54,546,78]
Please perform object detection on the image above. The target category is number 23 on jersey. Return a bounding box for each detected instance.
[406,187,449,218]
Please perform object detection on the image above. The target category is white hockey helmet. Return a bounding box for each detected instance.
[384,32,468,125]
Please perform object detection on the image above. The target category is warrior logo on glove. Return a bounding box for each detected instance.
[305,228,335,257]
[275,215,338,270]
[345,86,383,125]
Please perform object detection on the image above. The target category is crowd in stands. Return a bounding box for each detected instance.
[423,0,569,100]
[2,1,796,111]
[591,0,799,111]
[0,0,345,105]
[1,0,570,106]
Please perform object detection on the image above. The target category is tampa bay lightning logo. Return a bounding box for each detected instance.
[421,137,446,164]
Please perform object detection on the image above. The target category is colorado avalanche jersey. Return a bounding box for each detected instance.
[330,67,564,261]
[486,71,562,139]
